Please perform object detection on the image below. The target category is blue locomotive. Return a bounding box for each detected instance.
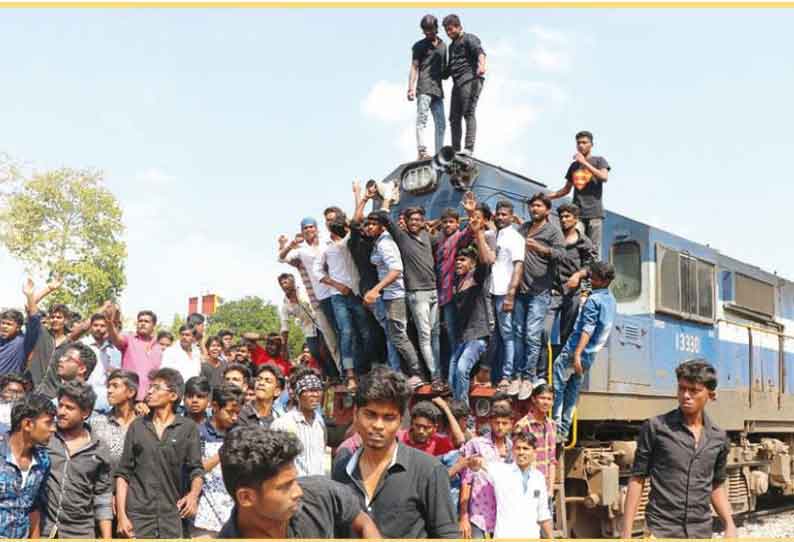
[381,149,794,537]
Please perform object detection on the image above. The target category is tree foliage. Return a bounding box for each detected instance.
[0,167,127,314]
[207,296,306,358]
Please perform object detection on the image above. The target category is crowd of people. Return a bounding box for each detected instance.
[0,12,738,541]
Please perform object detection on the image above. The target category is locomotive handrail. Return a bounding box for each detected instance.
[716,318,793,340]
[565,408,578,450]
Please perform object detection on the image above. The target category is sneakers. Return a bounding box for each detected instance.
[518,379,533,401]
[497,379,510,393]
[417,149,430,161]
[407,375,426,390]
[507,379,521,396]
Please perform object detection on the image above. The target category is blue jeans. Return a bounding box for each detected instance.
[514,290,551,382]
[448,339,487,401]
[442,302,459,367]
[374,297,401,372]
[329,294,372,372]
[552,348,594,438]
[407,289,441,380]
[493,295,516,380]
[416,93,446,155]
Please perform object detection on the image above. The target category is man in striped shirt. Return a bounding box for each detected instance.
[515,383,557,494]
[271,367,326,477]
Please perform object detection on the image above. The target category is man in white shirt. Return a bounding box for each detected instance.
[81,313,121,413]
[161,324,202,383]
[474,429,553,539]
[278,217,340,377]
[489,200,525,396]
[313,218,371,392]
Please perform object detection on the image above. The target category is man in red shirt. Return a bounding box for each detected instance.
[398,398,466,456]
[243,332,293,377]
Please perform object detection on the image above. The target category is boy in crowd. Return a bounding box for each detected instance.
[448,213,494,401]
[218,426,380,538]
[0,278,49,375]
[43,382,113,538]
[552,261,617,442]
[398,398,463,457]
[459,402,514,539]
[515,383,557,494]
[115,368,203,538]
[184,376,212,425]
[548,130,611,254]
[271,367,326,477]
[470,429,553,539]
[409,14,446,160]
[0,394,56,538]
[223,363,252,394]
[192,384,244,538]
[105,304,163,402]
[362,211,425,388]
[239,363,285,429]
[621,360,736,539]
[161,324,202,383]
[549,203,598,349]
[332,368,459,538]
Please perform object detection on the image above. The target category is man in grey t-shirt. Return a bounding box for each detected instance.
[408,15,447,160]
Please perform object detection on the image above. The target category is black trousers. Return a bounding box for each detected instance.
[450,78,483,152]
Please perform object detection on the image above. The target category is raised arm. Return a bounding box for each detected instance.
[469,216,495,265]
[433,396,465,448]
[103,303,127,351]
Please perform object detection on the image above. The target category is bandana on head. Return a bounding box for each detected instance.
[294,374,323,396]
[300,217,317,229]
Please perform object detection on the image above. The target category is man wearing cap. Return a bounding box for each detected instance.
[361,211,425,389]
[278,218,340,378]
[271,367,327,477]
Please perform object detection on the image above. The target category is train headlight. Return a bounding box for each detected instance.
[473,398,491,418]
[402,165,437,194]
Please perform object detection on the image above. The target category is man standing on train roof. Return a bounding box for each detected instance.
[620,359,737,539]
[409,14,447,161]
[443,14,486,155]
[548,130,611,255]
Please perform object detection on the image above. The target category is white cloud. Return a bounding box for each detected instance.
[361,80,412,124]
[135,167,175,185]
[528,45,571,73]
[529,25,569,45]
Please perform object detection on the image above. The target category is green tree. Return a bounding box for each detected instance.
[207,296,305,359]
[169,313,186,335]
[0,167,126,315]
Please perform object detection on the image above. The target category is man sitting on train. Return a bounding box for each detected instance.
[551,261,616,442]
[620,359,737,539]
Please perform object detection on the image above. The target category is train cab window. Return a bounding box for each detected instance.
[610,241,641,302]
[656,244,715,323]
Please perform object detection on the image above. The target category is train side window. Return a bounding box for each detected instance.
[610,241,641,302]
[734,273,775,317]
[656,244,715,323]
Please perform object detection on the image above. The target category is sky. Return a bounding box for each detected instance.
[1,8,793,322]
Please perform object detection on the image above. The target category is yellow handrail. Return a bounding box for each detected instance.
[565,408,578,449]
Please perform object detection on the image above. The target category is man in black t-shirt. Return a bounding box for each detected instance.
[409,15,447,160]
[548,130,611,255]
[442,14,486,154]
[219,425,380,539]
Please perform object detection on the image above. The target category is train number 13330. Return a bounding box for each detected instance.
[676,333,701,354]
